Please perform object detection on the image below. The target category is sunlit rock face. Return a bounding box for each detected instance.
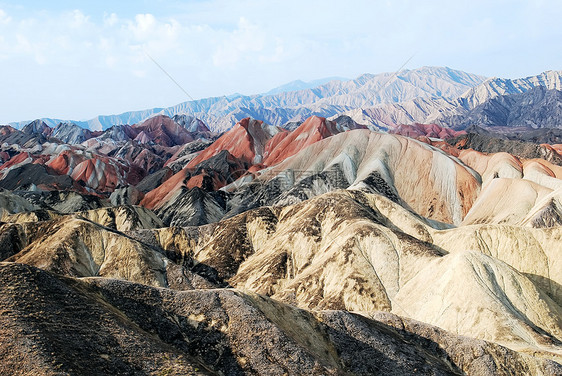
[2,69,562,373]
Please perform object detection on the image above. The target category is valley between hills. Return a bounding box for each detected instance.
[1,67,562,375]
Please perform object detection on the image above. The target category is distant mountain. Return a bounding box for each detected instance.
[10,66,486,132]
[11,68,562,135]
[21,119,51,137]
[263,77,348,95]
[443,86,562,129]
[456,69,562,109]
[51,122,94,144]
[341,70,562,130]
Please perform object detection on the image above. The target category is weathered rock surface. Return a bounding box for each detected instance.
[0,115,213,196]
[390,123,465,139]
[449,132,562,166]
[228,129,480,225]
[5,187,561,365]
[0,205,188,289]
[14,190,106,213]
[0,190,38,219]
[155,187,227,227]
[141,115,365,217]
[1,262,559,375]
[128,190,562,362]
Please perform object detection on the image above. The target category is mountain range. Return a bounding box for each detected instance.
[1,67,562,374]
[10,66,486,132]
[263,76,349,95]
[9,66,562,136]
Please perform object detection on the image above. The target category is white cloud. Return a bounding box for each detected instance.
[103,12,118,27]
[212,17,265,66]
[129,13,157,40]
[1,0,561,123]
[0,10,200,71]
[68,9,89,28]
[0,9,11,24]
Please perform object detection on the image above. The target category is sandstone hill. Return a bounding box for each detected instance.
[2,71,562,374]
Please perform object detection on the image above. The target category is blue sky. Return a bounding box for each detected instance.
[1,0,561,123]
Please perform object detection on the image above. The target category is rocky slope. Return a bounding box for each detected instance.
[223,129,480,225]
[10,66,486,132]
[2,69,562,374]
[126,190,562,362]
[137,121,562,230]
[449,133,562,166]
[140,116,367,225]
[443,86,562,129]
[2,171,561,368]
[389,123,466,139]
[3,262,559,375]
[0,115,216,196]
[340,70,562,130]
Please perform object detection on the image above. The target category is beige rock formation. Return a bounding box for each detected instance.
[127,190,562,361]
[1,262,559,375]
[461,178,553,225]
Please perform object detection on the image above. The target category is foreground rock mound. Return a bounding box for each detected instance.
[1,262,559,376]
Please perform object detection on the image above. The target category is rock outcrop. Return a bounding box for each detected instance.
[129,190,562,362]
[3,68,562,375]
[1,262,559,375]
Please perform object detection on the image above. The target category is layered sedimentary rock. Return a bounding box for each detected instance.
[2,87,562,374]
[226,129,480,225]
[4,185,561,366]
[140,116,366,224]
[3,262,558,375]
[128,190,562,363]
[389,123,465,139]
[0,115,213,196]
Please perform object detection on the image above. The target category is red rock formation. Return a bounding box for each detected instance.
[70,159,121,191]
[390,123,465,140]
[48,150,83,175]
[0,152,33,170]
[0,151,10,163]
[187,118,282,167]
[263,116,349,166]
[133,115,195,147]
[141,150,247,209]
[0,126,18,137]
[142,118,284,207]
[130,148,164,175]
[140,168,187,209]
[142,116,367,210]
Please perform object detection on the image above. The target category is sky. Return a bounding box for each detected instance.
[1,0,561,123]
